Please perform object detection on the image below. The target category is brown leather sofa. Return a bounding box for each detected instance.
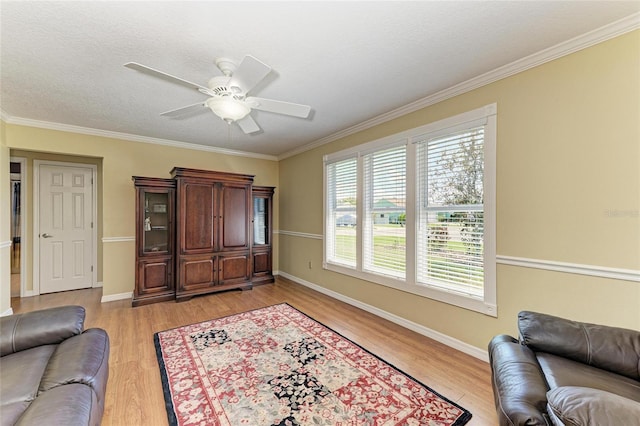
[0,306,109,425]
[489,311,640,425]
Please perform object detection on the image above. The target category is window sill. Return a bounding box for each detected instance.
[324,261,497,317]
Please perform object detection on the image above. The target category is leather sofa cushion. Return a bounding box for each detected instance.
[547,386,640,426]
[0,306,85,356]
[519,311,640,380]
[0,345,56,425]
[14,384,99,426]
[537,352,640,403]
[40,329,110,402]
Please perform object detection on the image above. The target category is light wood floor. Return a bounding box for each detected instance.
[11,277,498,425]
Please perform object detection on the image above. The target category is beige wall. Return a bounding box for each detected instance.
[278,30,640,350]
[4,126,279,298]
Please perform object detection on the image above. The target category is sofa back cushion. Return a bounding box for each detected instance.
[518,311,640,381]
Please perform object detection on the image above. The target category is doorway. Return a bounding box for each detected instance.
[33,160,97,294]
[9,158,26,297]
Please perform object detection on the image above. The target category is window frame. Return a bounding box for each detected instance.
[323,104,497,316]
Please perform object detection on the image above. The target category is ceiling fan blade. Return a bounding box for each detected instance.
[227,56,271,95]
[124,62,209,92]
[160,102,206,117]
[246,97,311,118]
[236,115,261,134]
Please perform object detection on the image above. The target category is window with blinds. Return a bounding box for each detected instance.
[323,104,496,316]
[326,157,357,267]
[363,145,406,278]
[416,127,485,297]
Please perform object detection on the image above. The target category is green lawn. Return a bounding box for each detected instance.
[333,228,482,286]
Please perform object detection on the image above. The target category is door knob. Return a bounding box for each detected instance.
[42,233,53,238]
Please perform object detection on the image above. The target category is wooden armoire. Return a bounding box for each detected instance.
[171,167,253,301]
[132,167,274,306]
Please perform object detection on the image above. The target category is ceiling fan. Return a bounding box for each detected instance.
[124,55,311,134]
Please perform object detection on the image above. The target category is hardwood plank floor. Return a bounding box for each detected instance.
[10,277,498,425]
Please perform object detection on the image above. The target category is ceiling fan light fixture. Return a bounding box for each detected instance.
[205,97,251,122]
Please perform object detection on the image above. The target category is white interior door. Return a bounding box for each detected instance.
[38,163,94,294]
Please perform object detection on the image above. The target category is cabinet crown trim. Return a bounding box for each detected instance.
[132,176,176,188]
[171,167,254,183]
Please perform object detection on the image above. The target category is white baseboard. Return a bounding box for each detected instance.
[1,308,14,317]
[278,272,489,362]
[101,292,132,303]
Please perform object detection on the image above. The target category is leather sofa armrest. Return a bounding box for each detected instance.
[489,334,550,426]
[0,306,85,356]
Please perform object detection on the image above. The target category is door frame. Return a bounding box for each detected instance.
[9,157,27,297]
[33,160,98,295]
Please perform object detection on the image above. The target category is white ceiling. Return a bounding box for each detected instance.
[1,2,639,159]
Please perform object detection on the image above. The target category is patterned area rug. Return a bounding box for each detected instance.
[154,303,472,425]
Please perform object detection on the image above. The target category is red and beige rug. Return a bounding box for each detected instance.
[154,303,472,425]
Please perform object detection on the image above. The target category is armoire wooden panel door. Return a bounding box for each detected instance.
[181,181,215,254]
[218,252,251,285]
[179,254,217,291]
[220,183,250,250]
[137,257,172,293]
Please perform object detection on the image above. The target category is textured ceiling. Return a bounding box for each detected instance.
[1,1,639,158]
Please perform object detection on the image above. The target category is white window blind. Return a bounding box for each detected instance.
[323,104,496,316]
[326,157,357,267]
[363,146,406,278]
[416,127,485,297]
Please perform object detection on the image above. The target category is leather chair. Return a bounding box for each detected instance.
[0,306,109,426]
[488,311,640,425]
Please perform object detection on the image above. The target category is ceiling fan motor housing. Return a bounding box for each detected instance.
[208,76,243,99]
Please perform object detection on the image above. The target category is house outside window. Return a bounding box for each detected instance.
[324,104,496,316]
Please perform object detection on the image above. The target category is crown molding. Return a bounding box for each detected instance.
[278,12,640,160]
[2,115,278,161]
[2,13,638,162]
